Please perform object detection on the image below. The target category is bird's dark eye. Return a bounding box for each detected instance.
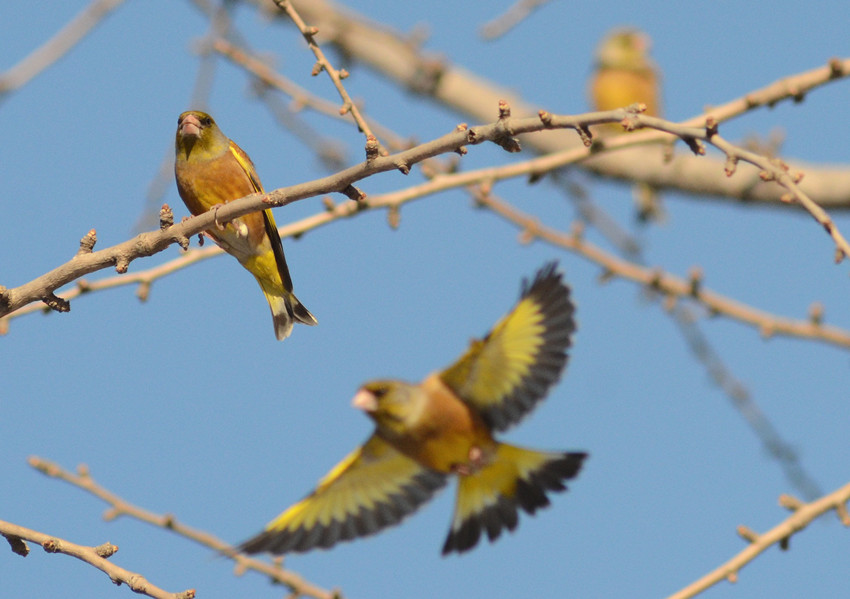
[200,116,212,126]
[371,385,389,398]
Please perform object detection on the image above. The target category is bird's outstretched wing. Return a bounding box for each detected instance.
[440,262,575,431]
[238,434,447,554]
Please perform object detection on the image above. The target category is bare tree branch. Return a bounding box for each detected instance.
[265,0,850,207]
[479,0,554,40]
[666,482,850,599]
[0,518,195,599]
[26,457,337,599]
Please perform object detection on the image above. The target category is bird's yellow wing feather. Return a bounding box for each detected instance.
[439,262,575,431]
[238,434,447,554]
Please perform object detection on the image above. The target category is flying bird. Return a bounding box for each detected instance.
[238,262,587,555]
[174,110,316,340]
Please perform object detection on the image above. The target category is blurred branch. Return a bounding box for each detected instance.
[211,37,407,151]
[473,192,850,348]
[271,0,850,208]
[273,0,386,153]
[474,189,823,497]
[479,0,553,40]
[550,176,822,499]
[666,482,850,599]
[26,457,338,599]
[0,518,194,599]
[0,0,126,97]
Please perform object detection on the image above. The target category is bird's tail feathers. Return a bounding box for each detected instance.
[264,289,318,341]
[442,443,586,555]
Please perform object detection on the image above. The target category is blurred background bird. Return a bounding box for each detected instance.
[174,110,316,340]
[238,262,587,556]
[588,28,664,223]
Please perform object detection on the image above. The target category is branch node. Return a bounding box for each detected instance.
[42,538,61,553]
[836,501,850,526]
[136,281,151,303]
[724,155,739,177]
[322,197,336,212]
[498,99,511,119]
[311,61,324,76]
[828,57,844,78]
[338,68,349,80]
[341,185,366,203]
[835,247,846,264]
[705,116,719,138]
[778,493,805,511]
[537,109,552,126]
[518,228,535,245]
[5,534,29,557]
[43,293,70,313]
[597,268,615,285]
[159,204,174,230]
[688,266,703,296]
[807,302,824,326]
[395,160,410,175]
[570,220,585,242]
[387,205,401,229]
[682,136,706,156]
[736,525,760,543]
[93,542,119,558]
[364,135,380,162]
[115,256,130,274]
[77,229,97,256]
[576,125,593,147]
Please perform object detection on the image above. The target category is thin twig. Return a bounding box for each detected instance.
[479,0,553,40]
[26,457,337,599]
[0,518,194,599]
[273,0,384,153]
[665,481,850,599]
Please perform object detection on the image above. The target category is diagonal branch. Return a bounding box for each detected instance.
[26,457,337,599]
[665,482,850,599]
[0,0,126,97]
[0,518,195,599]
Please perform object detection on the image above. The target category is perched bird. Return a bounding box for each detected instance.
[588,28,664,222]
[174,110,316,340]
[238,262,587,555]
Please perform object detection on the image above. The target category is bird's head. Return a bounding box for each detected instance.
[175,110,229,161]
[352,380,422,437]
[595,28,653,71]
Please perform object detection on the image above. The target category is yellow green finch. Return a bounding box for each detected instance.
[174,110,316,340]
[589,28,663,221]
[238,262,587,555]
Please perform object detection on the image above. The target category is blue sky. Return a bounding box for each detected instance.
[2,1,850,598]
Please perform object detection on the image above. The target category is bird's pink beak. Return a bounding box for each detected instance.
[352,389,378,412]
[179,113,202,138]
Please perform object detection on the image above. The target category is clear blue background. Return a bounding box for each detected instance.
[2,1,850,598]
